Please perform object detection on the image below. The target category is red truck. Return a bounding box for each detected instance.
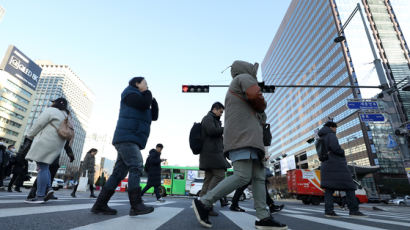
[287,169,368,205]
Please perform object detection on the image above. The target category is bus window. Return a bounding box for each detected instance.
[173,169,185,180]
[161,168,171,179]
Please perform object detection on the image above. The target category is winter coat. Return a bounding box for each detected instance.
[224,60,267,157]
[145,149,162,186]
[0,144,7,166]
[319,126,356,191]
[82,152,96,174]
[199,111,231,170]
[25,107,68,165]
[112,86,158,149]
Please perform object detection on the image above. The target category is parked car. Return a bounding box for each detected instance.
[189,178,204,196]
[23,171,61,190]
[388,195,410,206]
[227,187,253,201]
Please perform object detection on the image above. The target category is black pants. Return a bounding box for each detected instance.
[28,162,60,198]
[72,183,94,195]
[8,173,23,190]
[0,165,5,187]
[324,189,358,213]
[141,181,161,199]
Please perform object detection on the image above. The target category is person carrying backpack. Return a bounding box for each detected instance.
[141,144,165,202]
[319,121,367,218]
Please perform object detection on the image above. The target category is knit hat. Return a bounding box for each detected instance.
[51,97,68,109]
[324,121,337,128]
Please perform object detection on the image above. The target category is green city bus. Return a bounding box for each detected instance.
[116,165,233,196]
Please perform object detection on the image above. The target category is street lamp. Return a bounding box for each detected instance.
[347,136,358,181]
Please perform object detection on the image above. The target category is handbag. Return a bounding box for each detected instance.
[51,111,75,141]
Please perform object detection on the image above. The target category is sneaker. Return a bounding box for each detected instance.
[24,197,45,204]
[325,211,339,218]
[157,198,165,203]
[192,198,212,228]
[230,206,245,212]
[44,190,54,202]
[349,211,368,218]
[90,194,97,198]
[208,209,218,216]
[255,216,287,230]
[50,194,58,200]
[71,193,76,198]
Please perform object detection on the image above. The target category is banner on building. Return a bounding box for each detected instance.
[0,45,42,90]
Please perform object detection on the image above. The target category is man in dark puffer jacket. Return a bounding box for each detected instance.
[91,77,158,216]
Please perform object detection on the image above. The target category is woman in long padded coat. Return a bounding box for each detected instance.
[25,98,71,203]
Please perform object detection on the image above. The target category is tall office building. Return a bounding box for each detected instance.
[0,45,41,148]
[262,0,409,192]
[25,61,95,172]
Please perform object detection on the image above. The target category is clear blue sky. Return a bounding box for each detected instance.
[0,0,291,165]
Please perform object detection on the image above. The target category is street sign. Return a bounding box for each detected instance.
[359,113,385,122]
[347,100,378,110]
[407,124,410,130]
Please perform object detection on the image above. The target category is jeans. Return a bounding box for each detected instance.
[201,158,270,220]
[141,181,161,199]
[104,142,144,192]
[36,162,51,197]
[324,189,358,213]
[199,169,225,197]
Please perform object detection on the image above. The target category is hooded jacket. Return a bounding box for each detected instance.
[199,111,231,170]
[319,126,356,191]
[223,60,267,156]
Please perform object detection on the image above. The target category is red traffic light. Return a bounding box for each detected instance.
[181,85,210,93]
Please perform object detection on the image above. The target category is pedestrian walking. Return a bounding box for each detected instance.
[71,148,97,198]
[141,144,166,202]
[319,121,367,218]
[192,60,287,230]
[0,140,9,189]
[91,76,158,216]
[198,102,231,216]
[24,97,73,204]
[8,145,26,193]
[27,142,74,200]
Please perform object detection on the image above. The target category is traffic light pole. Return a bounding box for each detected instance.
[206,84,382,89]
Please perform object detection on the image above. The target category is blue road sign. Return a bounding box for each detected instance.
[407,124,410,130]
[359,113,385,122]
[347,101,378,110]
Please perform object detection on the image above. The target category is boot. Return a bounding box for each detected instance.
[128,187,154,216]
[71,192,76,198]
[91,188,117,215]
[90,185,96,198]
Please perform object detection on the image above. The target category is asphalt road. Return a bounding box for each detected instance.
[1,188,409,230]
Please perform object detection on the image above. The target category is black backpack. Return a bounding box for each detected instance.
[144,156,150,172]
[315,136,329,162]
[189,122,202,155]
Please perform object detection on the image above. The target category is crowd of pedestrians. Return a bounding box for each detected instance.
[0,60,368,230]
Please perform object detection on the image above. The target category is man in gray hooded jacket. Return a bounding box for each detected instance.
[192,60,287,230]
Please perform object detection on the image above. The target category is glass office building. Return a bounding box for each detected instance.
[262,0,409,190]
[262,0,369,175]
[25,61,95,172]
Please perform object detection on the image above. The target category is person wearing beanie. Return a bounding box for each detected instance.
[91,76,159,216]
[319,120,367,218]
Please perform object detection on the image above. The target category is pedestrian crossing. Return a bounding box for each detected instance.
[1,194,410,230]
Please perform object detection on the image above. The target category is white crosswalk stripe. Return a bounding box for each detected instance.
[73,207,184,230]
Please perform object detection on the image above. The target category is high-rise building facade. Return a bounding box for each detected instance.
[0,45,41,148]
[25,61,95,171]
[262,0,409,192]
[0,6,5,22]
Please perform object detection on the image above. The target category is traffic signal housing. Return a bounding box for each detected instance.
[182,85,210,93]
[258,82,276,93]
